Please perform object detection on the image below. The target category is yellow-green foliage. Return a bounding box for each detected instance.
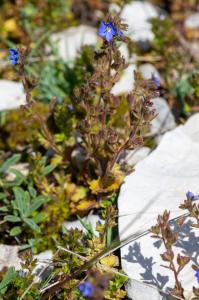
[0,102,48,150]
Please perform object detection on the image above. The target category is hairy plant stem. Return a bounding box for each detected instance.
[161,233,185,299]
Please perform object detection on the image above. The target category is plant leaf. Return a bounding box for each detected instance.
[24,218,41,233]
[10,226,22,236]
[0,154,21,174]
[0,206,8,212]
[0,267,16,295]
[4,215,21,222]
[41,164,56,177]
[28,196,48,215]
[13,187,26,216]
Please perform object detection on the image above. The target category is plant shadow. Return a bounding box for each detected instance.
[122,218,198,296]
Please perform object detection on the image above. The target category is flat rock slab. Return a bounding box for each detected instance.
[118,113,199,299]
[0,80,26,111]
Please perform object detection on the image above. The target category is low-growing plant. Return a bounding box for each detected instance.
[4,186,48,236]
[1,2,199,299]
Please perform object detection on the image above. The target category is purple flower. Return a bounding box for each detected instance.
[151,73,160,87]
[78,281,94,298]
[9,48,19,65]
[67,104,74,111]
[186,191,199,201]
[195,269,199,283]
[98,21,121,42]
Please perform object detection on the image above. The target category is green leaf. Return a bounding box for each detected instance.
[19,238,37,251]
[29,196,48,215]
[41,164,56,177]
[0,267,16,295]
[29,30,52,58]
[4,215,21,222]
[33,212,46,224]
[106,227,112,247]
[77,215,95,239]
[23,191,31,216]
[24,218,41,233]
[0,206,8,212]
[28,186,37,198]
[10,226,22,236]
[0,154,21,174]
[0,193,6,200]
[176,75,194,100]
[13,187,26,216]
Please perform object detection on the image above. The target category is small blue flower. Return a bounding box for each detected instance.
[9,48,19,65]
[151,73,161,87]
[186,191,199,201]
[98,21,120,42]
[195,269,199,283]
[78,281,94,298]
[67,104,74,111]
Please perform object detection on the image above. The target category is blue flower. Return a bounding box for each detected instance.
[98,21,121,42]
[195,269,199,283]
[9,48,19,65]
[78,281,94,298]
[151,73,160,87]
[186,191,199,201]
[67,104,74,111]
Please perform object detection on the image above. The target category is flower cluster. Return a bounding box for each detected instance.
[186,191,199,201]
[195,269,199,284]
[98,21,123,42]
[78,281,94,298]
[8,48,19,65]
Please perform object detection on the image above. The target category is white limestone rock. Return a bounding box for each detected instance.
[0,80,26,111]
[51,25,98,62]
[184,13,199,29]
[118,113,199,299]
[151,97,176,142]
[119,43,129,62]
[121,1,158,42]
[111,64,136,95]
[139,63,160,81]
[126,279,162,300]
[120,147,151,166]
[0,245,21,271]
